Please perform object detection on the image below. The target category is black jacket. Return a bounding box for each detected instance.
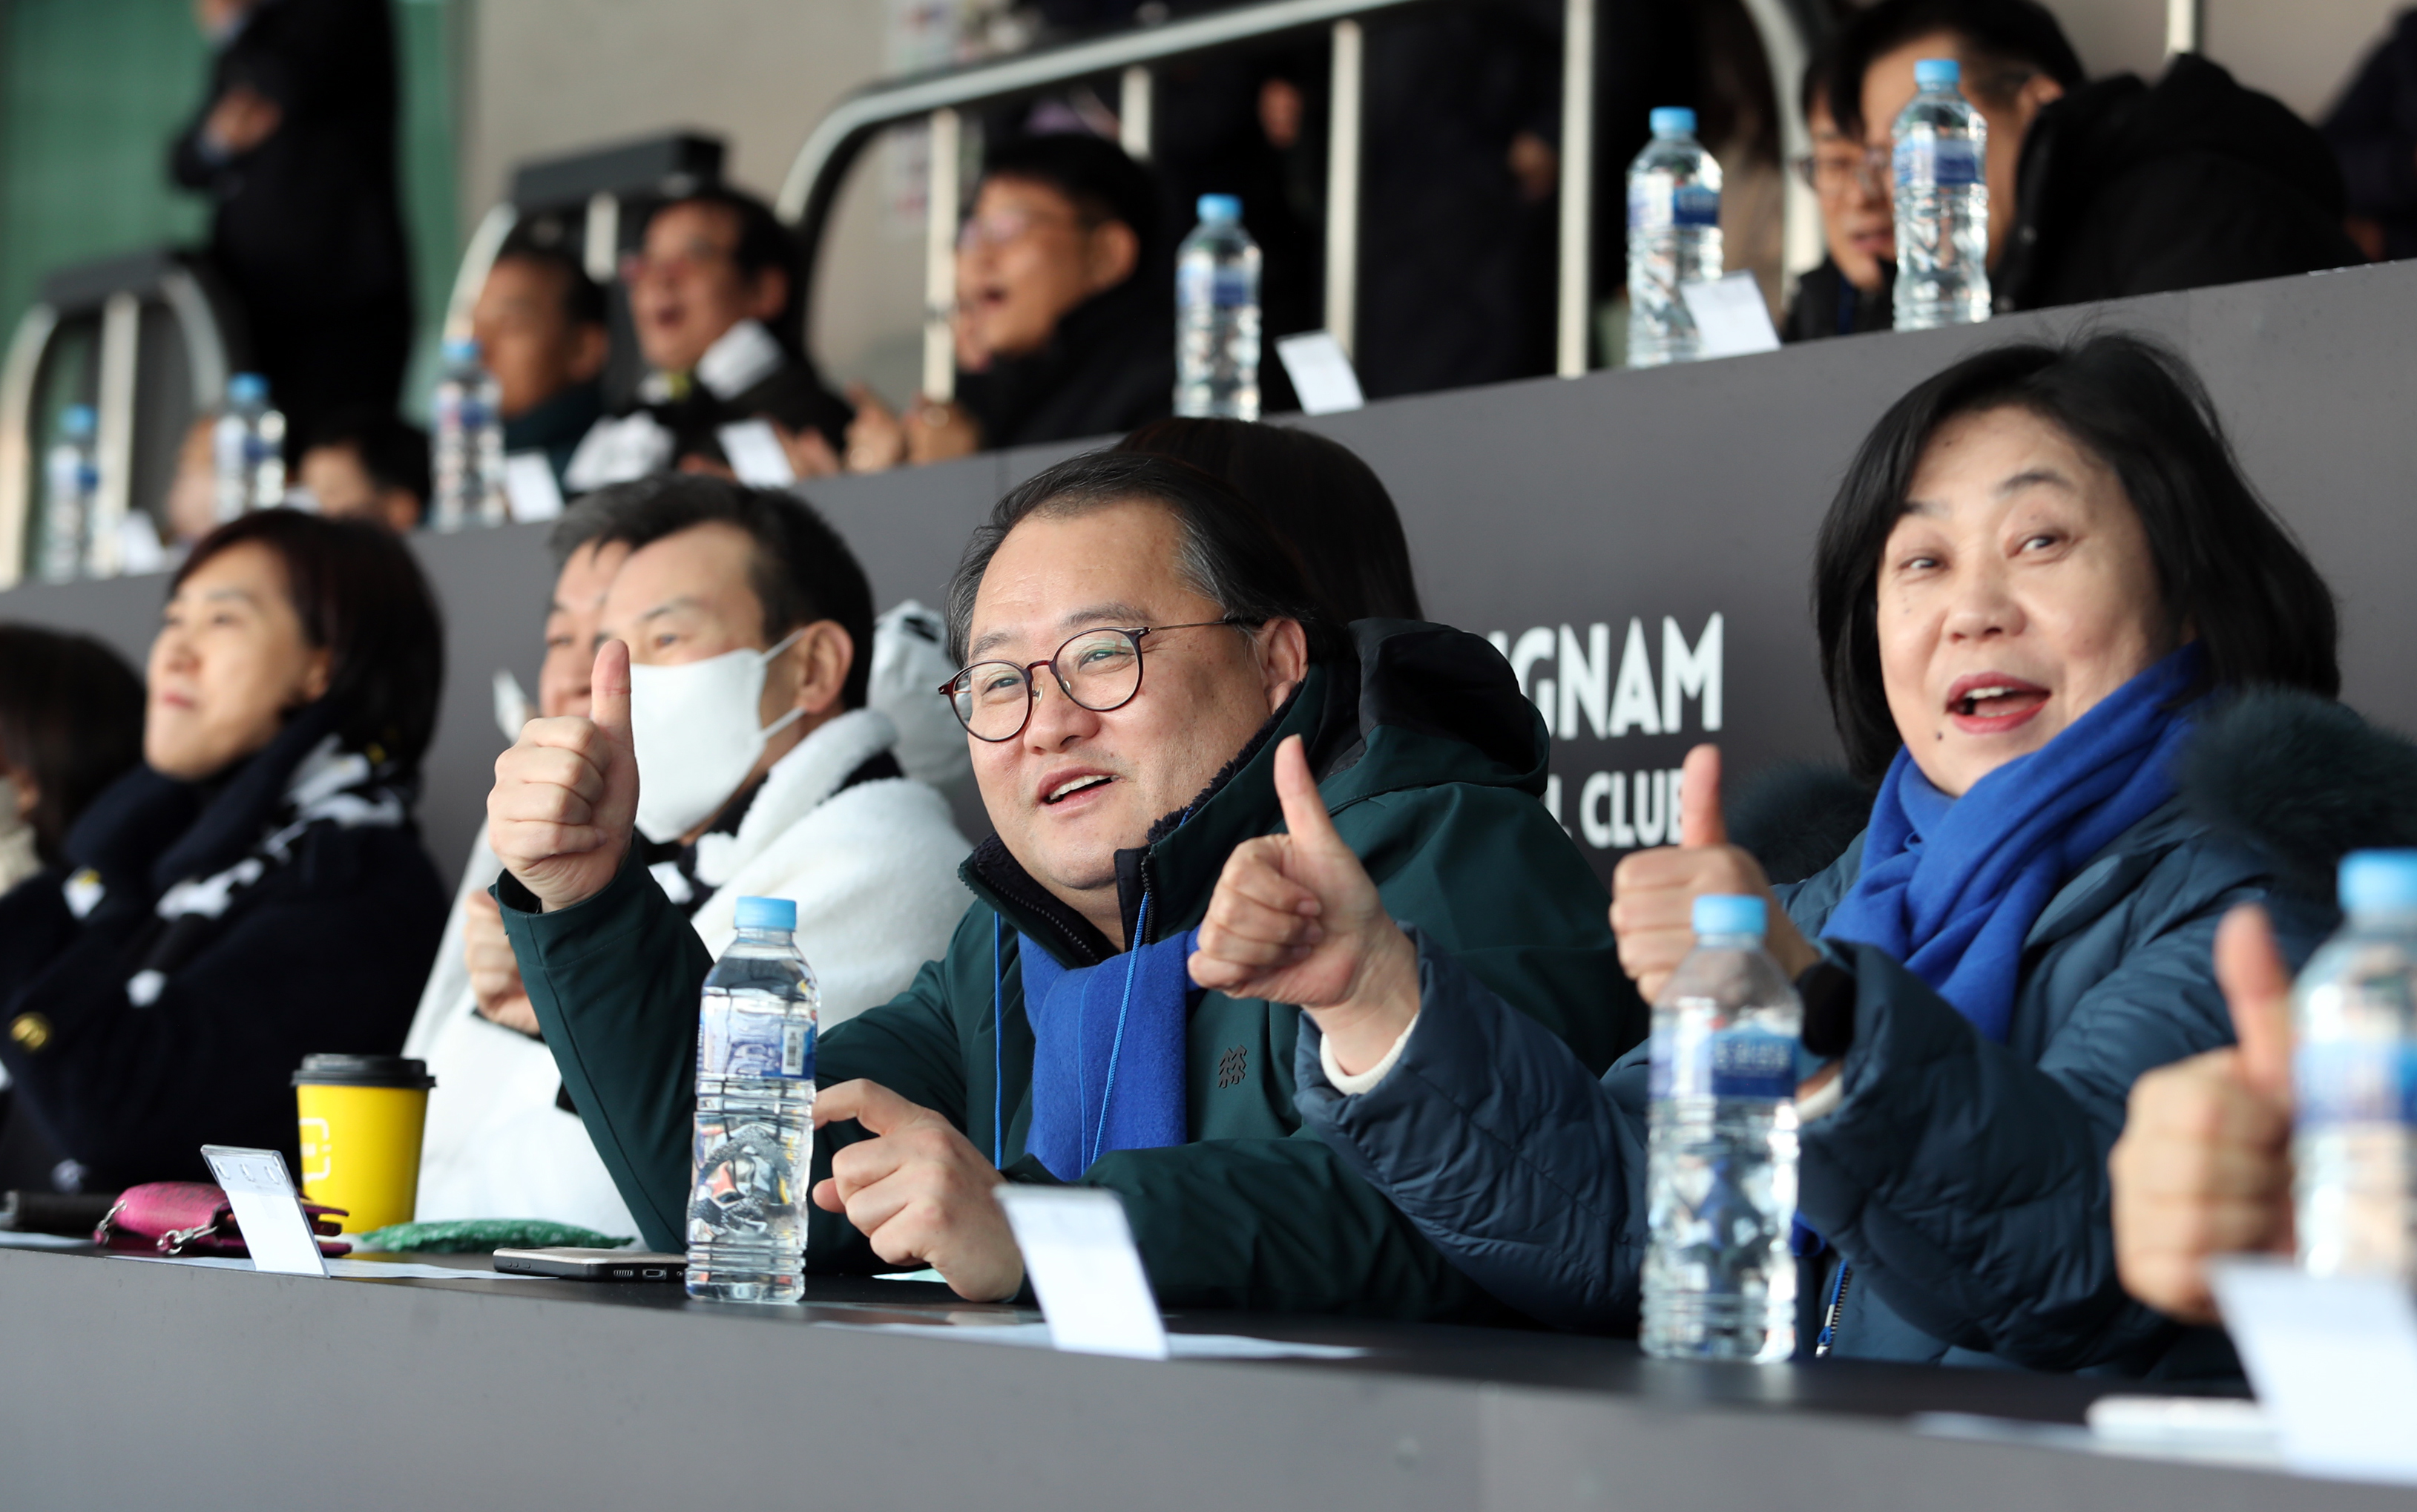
[651,356,855,460]
[1996,53,2365,312]
[168,0,410,319]
[2321,9,2417,260]
[1298,691,2417,1373]
[1781,258,1894,343]
[0,708,444,1190]
[957,277,1175,450]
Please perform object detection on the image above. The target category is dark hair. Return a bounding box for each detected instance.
[174,510,447,775]
[574,474,876,709]
[1812,334,2338,781]
[944,450,1336,668]
[304,407,433,520]
[0,624,144,863]
[979,133,1163,261]
[493,231,610,330]
[1826,0,2085,135]
[1115,418,1424,623]
[647,186,807,358]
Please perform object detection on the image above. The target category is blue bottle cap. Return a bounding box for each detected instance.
[1914,58,1961,89]
[1693,894,1767,939]
[1196,193,1241,223]
[734,895,796,931]
[1649,107,1697,137]
[2340,851,2417,913]
[59,404,96,439]
[442,336,481,364]
[228,372,269,404]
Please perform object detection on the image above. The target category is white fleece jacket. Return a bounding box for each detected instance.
[404,706,971,1232]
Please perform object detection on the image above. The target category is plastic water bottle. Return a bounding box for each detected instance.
[2293,851,2417,1281]
[688,895,819,1303]
[1175,194,1260,421]
[213,373,286,519]
[1625,107,1724,369]
[1642,894,1802,1361]
[39,405,98,583]
[1892,58,1991,329]
[430,337,507,531]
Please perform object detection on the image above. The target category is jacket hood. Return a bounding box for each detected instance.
[962,618,1547,965]
[2012,56,2347,280]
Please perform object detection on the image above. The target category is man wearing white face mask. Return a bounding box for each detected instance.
[584,476,970,1000]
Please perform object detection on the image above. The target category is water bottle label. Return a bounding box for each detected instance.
[1628,183,1720,231]
[2296,1041,2417,1125]
[1180,265,1254,309]
[1652,1021,1798,1100]
[1673,186,1720,229]
[699,1002,816,1080]
[1895,139,1982,188]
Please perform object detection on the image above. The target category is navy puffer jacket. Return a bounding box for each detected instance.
[1298,691,2417,1374]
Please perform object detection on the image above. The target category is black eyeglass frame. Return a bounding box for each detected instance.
[937,619,1248,743]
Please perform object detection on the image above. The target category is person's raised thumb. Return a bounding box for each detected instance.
[2216,903,2295,1102]
[1272,734,1347,855]
[1678,743,1726,849]
[591,639,632,746]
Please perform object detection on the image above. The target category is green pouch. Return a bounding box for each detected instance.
[348,1218,638,1255]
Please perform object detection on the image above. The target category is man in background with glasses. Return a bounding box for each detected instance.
[1782,49,1897,344]
[486,450,1635,1315]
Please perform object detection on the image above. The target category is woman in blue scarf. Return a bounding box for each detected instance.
[1186,334,2392,1373]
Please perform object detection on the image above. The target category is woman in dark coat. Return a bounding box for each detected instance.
[0,511,447,1192]
[1186,334,2400,1375]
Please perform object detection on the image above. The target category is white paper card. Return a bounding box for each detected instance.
[717,420,798,488]
[1275,330,1366,416]
[199,1145,328,1278]
[994,1186,1168,1358]
[503,451,565,522]
[2211,1255,2417,1484]
[1680,272,1782,360]
[492,668,535,741]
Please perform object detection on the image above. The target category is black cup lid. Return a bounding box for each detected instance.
[292,1053,435,1090]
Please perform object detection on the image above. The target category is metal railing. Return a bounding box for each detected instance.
[772,0,1822,399]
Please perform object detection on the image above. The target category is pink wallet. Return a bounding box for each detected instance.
[93,1181,352,1258]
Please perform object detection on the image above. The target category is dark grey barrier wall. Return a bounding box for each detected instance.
[5,260,2415,883]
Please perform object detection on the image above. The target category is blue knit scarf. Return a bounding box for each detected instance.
[1018,910,1201,1180]
[1821,643,2204,1043]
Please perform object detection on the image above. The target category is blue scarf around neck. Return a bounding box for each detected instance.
[1821,643,2205,1043]
[1017,905,1200,1180]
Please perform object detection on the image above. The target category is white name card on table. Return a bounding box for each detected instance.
[2211,1255,2417,1484]
[993,1186,1168,1358]
[1275,330,1366,416]
[199,1145,328,1278]
[1680,272,1783,360]
[717,420,798,488]
[502,451,565,522]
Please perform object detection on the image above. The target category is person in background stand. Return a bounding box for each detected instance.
[845,134,1173,472]
[1784,47,1896,343]
[295,407,430,533]
[0,511,446,1191]
[1114,417,1424,623]
[564,188,852,492]
[169,0,412,443]
[473,236,611,485]
[2321,8,2417,263]
[0,628,146,1192]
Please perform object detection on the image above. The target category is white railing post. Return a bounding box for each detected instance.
[1120,65,1154,160]
[1556,0,1595,376]
[924,107,962,403]
[1324,19,1364,358]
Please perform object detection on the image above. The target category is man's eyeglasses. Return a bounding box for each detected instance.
[956,207,1091,253]
[938,620,1243,743]
[1792,145,1891,194]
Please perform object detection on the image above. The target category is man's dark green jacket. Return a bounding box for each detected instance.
[500,620,1641,1317]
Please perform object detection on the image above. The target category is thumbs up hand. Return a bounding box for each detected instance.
[1191,735,1421,1076]
[488,640,642,913]
[2108,904,2296,1324]
[1610,744,1819,1003]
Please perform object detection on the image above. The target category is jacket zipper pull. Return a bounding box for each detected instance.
[1814,1263,1852,1358]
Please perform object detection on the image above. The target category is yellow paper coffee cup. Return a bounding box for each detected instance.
[293,1054,435,1235]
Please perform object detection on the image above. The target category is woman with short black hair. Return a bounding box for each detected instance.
[1194,334,2417,1375]
[0,510,449,1191]
[0,625,145,892]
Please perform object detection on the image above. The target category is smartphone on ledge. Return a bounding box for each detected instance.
[492,1247,686,1281]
